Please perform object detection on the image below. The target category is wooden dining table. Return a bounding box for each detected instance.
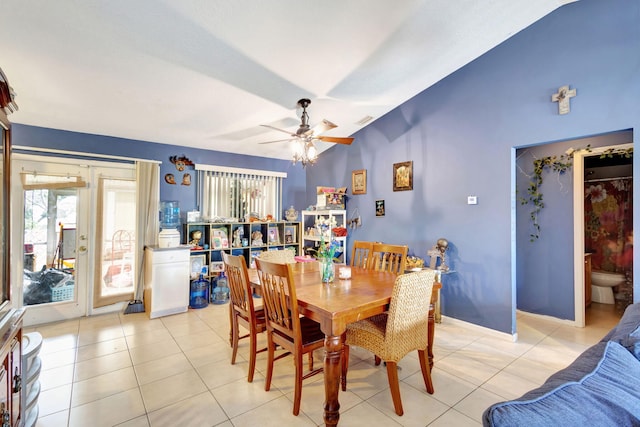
[247,262,441,426]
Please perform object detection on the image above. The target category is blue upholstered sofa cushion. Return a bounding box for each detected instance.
[602,302,640,343]
[604,303,640,361]
[483,341,640,426]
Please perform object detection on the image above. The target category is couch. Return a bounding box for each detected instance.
[483,303,640,426]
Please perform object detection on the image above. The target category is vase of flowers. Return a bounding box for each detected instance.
[320,258,336,283]
[315,220,340,283]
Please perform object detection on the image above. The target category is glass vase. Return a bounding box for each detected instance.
[320,259,335,283]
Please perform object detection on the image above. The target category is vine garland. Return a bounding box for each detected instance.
[520,145,633,242]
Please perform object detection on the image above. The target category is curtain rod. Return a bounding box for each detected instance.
[195,163,287,178]
[13,145,161,164]
[585,176,632,183]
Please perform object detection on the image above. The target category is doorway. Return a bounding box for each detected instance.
[573,142,633,326]
[11,154,136,326]
[516,130,633,328]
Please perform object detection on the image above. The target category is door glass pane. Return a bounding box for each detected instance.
[23,187,77,305]
[96,178,136,304]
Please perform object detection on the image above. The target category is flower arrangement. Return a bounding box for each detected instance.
[314,218,341,282]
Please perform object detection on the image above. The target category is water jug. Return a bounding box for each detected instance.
[189,268,209,309]
[212,271,230,304]
[159,201,180,229]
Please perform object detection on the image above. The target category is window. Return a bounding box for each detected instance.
[196,165,286,221]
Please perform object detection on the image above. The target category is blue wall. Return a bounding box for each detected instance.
[10,0,640,334]
[12,124,307,219]
[308,0,640,334]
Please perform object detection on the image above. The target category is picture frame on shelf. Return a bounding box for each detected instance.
[393,161,413,191]
[352,169,367,195]
[284,225,296,244]
[268,226,280,244]
[211,228,228,249]
[190,254,206,278]
[210,261,224,273]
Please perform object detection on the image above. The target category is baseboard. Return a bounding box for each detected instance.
[440,314,517,342]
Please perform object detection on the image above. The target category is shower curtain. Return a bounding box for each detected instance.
[585,178,633,272]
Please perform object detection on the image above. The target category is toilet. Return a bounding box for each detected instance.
[591,270,626,304]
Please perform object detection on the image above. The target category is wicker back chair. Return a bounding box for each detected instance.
[342,269,436,416]
[222,252,267,383]
[369,243,408,274]
[258,249,296,264]
[350,240,373,268]
[255,258,325,415]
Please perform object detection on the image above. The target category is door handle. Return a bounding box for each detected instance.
[78,246,87,253]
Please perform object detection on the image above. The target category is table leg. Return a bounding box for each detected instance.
[323,334,342,426]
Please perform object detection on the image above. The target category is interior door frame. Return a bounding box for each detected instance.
[573,142,634,327]
[12,153,135,326]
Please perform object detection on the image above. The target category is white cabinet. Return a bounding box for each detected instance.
[143,246,190,319]
[301,210,347,262]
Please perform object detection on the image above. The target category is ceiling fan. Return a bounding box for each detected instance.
[259,98,354,166]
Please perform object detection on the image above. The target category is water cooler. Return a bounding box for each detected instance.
[158,201,181,248]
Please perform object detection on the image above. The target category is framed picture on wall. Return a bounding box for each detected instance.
[376,200,385,217]
[352,169,367,195]
[393,161,413,191]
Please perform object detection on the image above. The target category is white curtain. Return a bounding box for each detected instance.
[134,161,159,301]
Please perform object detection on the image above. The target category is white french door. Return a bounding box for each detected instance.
[11,154,135,326]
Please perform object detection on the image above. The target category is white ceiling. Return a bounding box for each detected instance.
[1,0,575,160]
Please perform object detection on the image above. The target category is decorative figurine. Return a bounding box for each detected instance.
[251,230,264,246]
[189,230,203,249]
[427,238,449,272]
[285,206,299,221]
[232,227,243,247]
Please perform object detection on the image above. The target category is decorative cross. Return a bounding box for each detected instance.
[551,85,577,115]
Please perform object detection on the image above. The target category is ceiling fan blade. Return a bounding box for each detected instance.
[307,119,338,137]
[260,124,296,137]
[316,136,354,145]
[259,138,294,145]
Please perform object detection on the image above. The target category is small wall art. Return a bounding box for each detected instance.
[375,200,385,217]
[352,169,367,195]
[393,161,413,191]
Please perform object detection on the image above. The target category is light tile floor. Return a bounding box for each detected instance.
[29,302,621,427]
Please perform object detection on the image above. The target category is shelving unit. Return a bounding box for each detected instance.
[183,221,301,276]
[301,210,347,263]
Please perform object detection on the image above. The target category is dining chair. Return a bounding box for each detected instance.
[368,243,408,274]
[258,249,296,264]
[222,252,267,383]
[254,258,325,416]
[350,240,373,268]
[342,269,437,416]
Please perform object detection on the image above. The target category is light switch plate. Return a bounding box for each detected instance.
[467,196,478,205]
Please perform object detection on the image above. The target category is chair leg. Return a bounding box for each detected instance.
[265,334,275,392]
[247,329,257,383]
[374,355,381,366]
[418,349,434,394]
[385,361,403,416]
[293,351,303,416]
[231,314,239,365]
[341,344,350,391]
[229,305,234,347]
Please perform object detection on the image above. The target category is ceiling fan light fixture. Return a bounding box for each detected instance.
[291,139,318,167]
